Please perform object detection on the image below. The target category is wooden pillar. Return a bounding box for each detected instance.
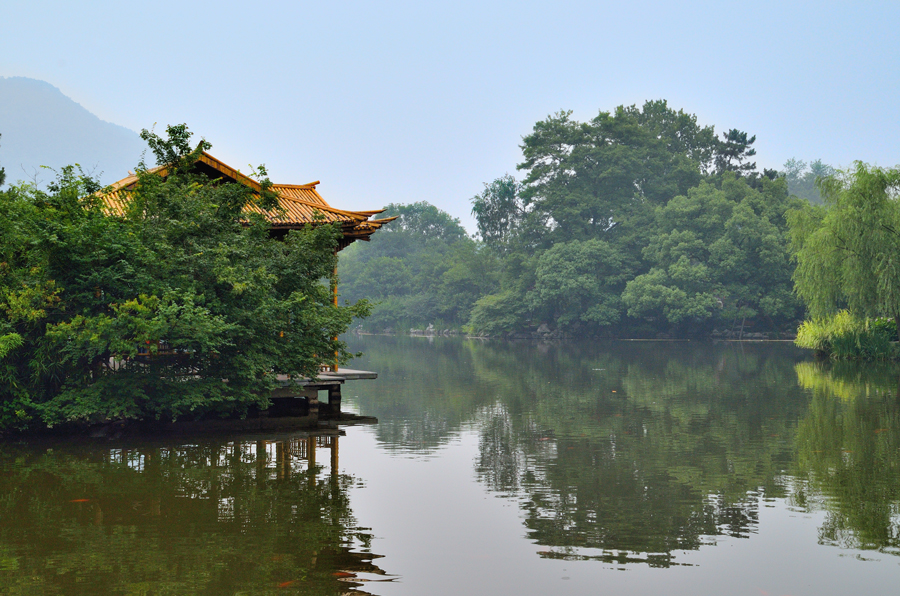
[330,436,339,474]
[308,392,319,424]
[329,437,340,504]
[306,435,317,489]
[332,257,339,372]
[276,441,285,480]
[307,435,317,468]
[327,384,341,418]
[253,440,266,488]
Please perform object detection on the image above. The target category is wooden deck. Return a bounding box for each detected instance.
[319,368,378,381]
[275,368,378,387]
[267,368,378,428]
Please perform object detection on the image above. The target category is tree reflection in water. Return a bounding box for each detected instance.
[350,337,812,567]
[349,336,900,566]
[0,432,390,595]
[792,361,900,556]
[468,341,806,567]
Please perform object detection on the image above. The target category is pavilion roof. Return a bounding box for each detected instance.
[100,152,396,247]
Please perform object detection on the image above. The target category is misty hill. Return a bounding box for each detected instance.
[0,77,145,186]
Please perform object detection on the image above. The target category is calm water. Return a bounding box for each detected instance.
[3,338,900,595]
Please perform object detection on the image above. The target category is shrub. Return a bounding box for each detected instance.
[795,310,895,360]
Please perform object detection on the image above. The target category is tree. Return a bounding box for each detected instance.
[436,241,501,323]
[0,124,368,430]
[0,133,6,188]
[344,100,791,339]
[378,201,468,244]
[715,129,757,175]
[782,158,835,204]
[517,102,716,249]
[788,163,900,337]
[471,174,523,251]
[337,201,491,331]
[623,174,802,333]
[527,239,630,330]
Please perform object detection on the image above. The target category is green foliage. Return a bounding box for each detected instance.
[622,267,719,327]
[794,310,896,360]
[338,202,498,331]
[782,158,835,204]
[378,201,469,243]
[0,333,22,358]
[471,174,523,251]
[788,163,900,345]
[0,124,367,430]
[517,101,716,248]
[527,239,629,328]
[714,129,757,174]
[468,290,529,336]
[339,100,808,338]
[623,174,803,332]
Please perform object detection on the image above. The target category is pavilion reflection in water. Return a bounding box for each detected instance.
[0,432,392,595]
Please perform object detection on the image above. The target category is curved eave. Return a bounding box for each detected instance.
[96,151,397,243]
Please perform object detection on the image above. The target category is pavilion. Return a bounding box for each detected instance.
[99,152,393,425]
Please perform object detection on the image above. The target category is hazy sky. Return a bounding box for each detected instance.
[3,0,897,231]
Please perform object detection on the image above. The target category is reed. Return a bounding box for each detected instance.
[795,310,897,360]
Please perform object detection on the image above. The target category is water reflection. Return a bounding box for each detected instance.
[5,338,900,594]
[468,342,805,566]
[0,432,388,595]
[791,361,900,556]
[347,336,900,567]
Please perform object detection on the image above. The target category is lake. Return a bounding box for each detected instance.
[2,337,899,595]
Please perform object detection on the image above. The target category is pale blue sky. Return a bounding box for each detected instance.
[2,0,897,231]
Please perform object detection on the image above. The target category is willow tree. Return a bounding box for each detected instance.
[788,163,900,336]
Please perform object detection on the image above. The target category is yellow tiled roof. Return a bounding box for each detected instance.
[100,152,396,244]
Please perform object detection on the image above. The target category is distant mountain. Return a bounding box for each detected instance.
[0,77,145,186]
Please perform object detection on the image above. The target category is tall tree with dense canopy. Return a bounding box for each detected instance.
[623,173,802,334]
[517,102,717,252]
[527,238,630,329]
[714,129,757,175]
